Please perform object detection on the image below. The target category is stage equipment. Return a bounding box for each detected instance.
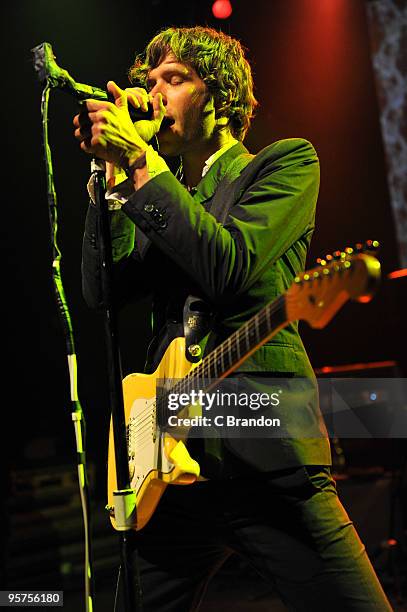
[316,360,407,603]
[107,244,382,531]
[31,42,153,121]
[31,42,144,612]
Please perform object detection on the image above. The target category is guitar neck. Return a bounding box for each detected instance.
[177,294,288,396]
[160,249,381,420]
[180,249,381,389]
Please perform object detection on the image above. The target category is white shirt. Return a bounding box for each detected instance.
[87,138,238,209]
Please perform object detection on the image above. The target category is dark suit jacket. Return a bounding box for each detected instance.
[82,138,331,476]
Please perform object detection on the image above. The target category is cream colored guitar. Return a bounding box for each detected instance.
[107,245,381,530]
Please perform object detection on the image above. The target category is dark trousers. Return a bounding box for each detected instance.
[115,466,392,611]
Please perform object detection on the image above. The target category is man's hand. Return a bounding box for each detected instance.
[73,81,166,169]
[121,83,167,144]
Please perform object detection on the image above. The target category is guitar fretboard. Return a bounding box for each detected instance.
[158,294,288,419]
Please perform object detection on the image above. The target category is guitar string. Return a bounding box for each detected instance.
[128,269,331,465]
[182,294,285,389]
[130,435,157,457]
[126,370,170,463]
[189,295,281,386]
[128,422,154,447]
[188,264,338,394]
[128,421,159,456]
[128,421,153,444]
[127,262,352,466]
[156,294,287,424]
[174,295,283,396]
[126,412,155,451]
[126,392,158,424]
[126,294,284,464]
[128,403,155,427]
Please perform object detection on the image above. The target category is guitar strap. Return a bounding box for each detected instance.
[183,296,215,364]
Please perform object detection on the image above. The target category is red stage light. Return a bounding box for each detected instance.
[212,0,232,19]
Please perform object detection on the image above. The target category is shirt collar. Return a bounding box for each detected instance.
[177,138,239,194]
[201,138,239,178]
[193,140,249,203]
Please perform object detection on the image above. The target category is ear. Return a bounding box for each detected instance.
[205,93,230,130]
[214,91,232,119]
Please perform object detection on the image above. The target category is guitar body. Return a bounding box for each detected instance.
[107,336,201,531]
[106,249,380,531]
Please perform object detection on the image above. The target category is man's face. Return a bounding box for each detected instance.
[147,53,217,157]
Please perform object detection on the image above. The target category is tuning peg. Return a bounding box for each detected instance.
[333,250,347,260]
[352,240,379,254]
[364,239,379,250]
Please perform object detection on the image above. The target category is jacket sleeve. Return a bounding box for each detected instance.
[81,202,154,309]
[120,138,319,305]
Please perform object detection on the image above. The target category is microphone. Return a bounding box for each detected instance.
[31,41,153,122]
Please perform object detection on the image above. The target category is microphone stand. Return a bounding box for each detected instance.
[91,159,142,611]
[32,44,144,610]
[39,82,95,612]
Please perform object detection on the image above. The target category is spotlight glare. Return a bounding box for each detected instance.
[212,0,232,19]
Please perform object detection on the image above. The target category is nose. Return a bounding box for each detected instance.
[150,80,163,97]
[149,80,167,105]
[148,79,168,113]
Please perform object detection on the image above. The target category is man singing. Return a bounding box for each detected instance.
[75,26,391,611]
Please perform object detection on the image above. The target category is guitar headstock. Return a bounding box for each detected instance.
[315,239,380,266]
[286,242,381,329]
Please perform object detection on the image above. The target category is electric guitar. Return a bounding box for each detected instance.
[107,243,381,530]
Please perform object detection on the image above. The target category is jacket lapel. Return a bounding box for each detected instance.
[193,141,250,205]
[137,141,252,259]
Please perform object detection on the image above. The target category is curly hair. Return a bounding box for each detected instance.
[128,26,258,141]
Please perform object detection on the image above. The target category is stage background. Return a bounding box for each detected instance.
[2,0,406,604]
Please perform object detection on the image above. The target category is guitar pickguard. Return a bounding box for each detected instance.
[127,397,175,494]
